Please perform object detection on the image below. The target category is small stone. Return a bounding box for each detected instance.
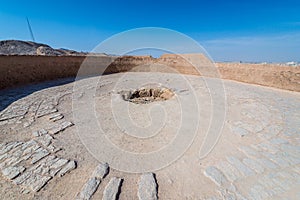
[238,146,259,158]
[248,184,270,200]
[13,171,32,185]
[160,89,174,99]
[32,163,51,175]
[49,113,61,119]
[0,156,19,169]
[227,156,254,177]
[2,166,26,179]
[0,153,8,161]
[10,155,28,167]
[138,173,158,200]
[242,158,264,173]
[21,140,37,150]
[39,155,57,166]
[254,142,278,154]
[49,113,64,122]
[48,126,61,135]
[30,175,52,192]
[50,158,69,169]
[21,189,31,194]
[257,158,278,169]
[32,129,48,137]
[58,161,76,177]
[258,174,277,188]
[261,152,289,168]
[48,121,73,135]
[217,188,237,200]
[0,142,23,155]
[31,149,50,164]
[49,158,69,176]
[204,166,228,186]
[60,121,74,130]
[32,131,39,138]
[23,122,30,128]
[21,173,52,192]
[37,108,58,118]
[216,161,240,182]
[23,144,41,155]
[93,163,109,179]
[0,143,6,149]
[102,177,122,200]
[36,134,53,147]
[47,144,61,153]
[76,177,101,200]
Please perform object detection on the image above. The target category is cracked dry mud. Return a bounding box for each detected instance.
[0,72,299,199]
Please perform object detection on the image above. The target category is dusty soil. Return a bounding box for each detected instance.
[217,62,300,92]
[0,72,299,199]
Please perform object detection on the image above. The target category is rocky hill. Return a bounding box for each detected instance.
[0,40,86,56]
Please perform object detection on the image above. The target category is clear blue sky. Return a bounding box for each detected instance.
[1,0,299,62]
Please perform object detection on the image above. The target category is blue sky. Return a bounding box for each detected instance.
[1,0,300,62]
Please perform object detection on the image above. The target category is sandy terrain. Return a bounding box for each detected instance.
[0,53,299,199]
[0,72,299,199]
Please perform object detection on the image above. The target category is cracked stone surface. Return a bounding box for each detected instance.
[0,79,77,198]
[76,177,101,200]
[204,166,228,187]
[76,163,109,200]
[0,72,299,199]
[0,138,76,193]
[138,173,158,200]
[93,163,109,179]
[102,177,122,200]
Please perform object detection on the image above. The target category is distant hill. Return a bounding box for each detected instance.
[0,40,88,56]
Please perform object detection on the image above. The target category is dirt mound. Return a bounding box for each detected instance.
[0,40,49,55]
[0,40,85,56]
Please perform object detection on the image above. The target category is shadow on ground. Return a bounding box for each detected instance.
[0,77,75,112]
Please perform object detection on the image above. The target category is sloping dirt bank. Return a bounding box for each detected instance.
[217,62,300,92]
[0,54,299,91]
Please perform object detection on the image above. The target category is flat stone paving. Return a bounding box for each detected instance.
[0,118,76,192]
[0,73,299,199]
[203,79,300,200]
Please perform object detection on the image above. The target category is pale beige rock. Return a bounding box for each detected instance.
[58,160,76,177]
[138,173,158,200]
[102,177,122,200]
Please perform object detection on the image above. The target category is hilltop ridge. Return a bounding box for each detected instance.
[0,40,87,56]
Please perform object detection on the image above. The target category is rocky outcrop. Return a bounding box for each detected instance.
[0,40,85,56]
[0,40,49,55]
[36,46,62,56]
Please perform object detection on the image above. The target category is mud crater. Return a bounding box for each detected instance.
[122,87,174,104]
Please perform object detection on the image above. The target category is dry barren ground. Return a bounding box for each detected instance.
[0,72,299,199]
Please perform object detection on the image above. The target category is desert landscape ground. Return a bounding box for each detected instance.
[0,41,299,200]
